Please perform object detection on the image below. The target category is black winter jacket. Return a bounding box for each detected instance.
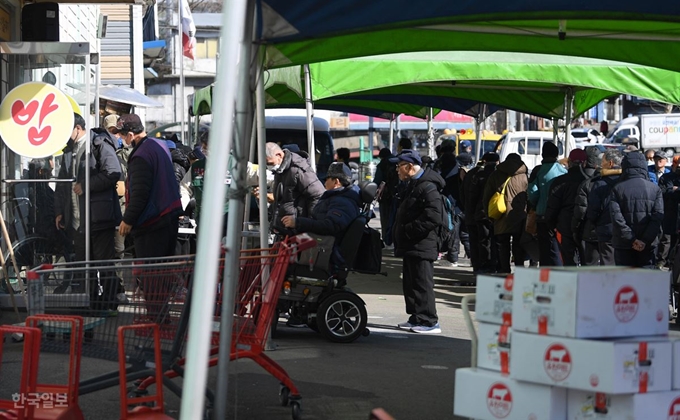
[54,129,122,232]
[545,165,591,235]
[586,168,622,243]
[469,163,497,222]
[571,169,601,243]
[170,148,191,186]
[461,165,482,225]
[658,171,680,234]
[438,153,462,209]
[271,149,325,233]
[393,168,445,261]
[609,152,664,249]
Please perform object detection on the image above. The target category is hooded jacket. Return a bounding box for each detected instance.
[393,168,445,260]
[469,162,498,222]
[461,165,482,225]
[438,152,462,209]
[271,149,325,233]
[527,158,567,216]
[571,169,601,243]
[609,152,664,249]
[659,170,680,234]
[586,168,622,243]
[482,157,528,235]
[55,128,123,232]
[545,164,592,235]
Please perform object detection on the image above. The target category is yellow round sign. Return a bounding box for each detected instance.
[65,93,82,115]
[0,82,74,158]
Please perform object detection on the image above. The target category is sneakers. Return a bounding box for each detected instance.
[437,261,458,267]
[397,321,416,330]
[410,323,442,334]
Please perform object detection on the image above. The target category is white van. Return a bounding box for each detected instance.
[604,116,640,145]
[494,131,569,174]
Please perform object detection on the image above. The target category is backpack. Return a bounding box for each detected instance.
[425,183,455,253]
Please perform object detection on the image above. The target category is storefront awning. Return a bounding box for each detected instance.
[68,83,163,108]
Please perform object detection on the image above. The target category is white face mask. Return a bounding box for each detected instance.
[267,163,280,172]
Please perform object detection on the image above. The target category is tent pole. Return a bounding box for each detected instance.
[427,108,434,158]
[213,1,256,418]
[179,0,250,418]
[304,64,316,172]
[474,104,485,164]
[179,0,186,144]
[256,47,270,262]
[564,87,574,155]
[394,114,401,153]
[388,115,394,153]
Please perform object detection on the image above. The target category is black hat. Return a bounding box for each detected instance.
[389,149,422,165]
[326,162,352,185]
[456,152,473,166]
[481,152,500,163]
[542,142,559,159]
[111,114,144,134]
[379,147,393,159]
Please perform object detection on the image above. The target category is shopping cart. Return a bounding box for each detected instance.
[132,235,315,420]
[26,235,314,419]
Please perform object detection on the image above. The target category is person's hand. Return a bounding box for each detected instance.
[267,193,274,203]
[55,214,64,230]
[281,215,296,228]
[632,239,646,251]
[119,221,132,236]
[73,183,83,196]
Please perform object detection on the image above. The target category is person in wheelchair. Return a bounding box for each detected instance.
[281,162,360,273]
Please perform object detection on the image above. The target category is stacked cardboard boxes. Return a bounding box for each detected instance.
[454,267,674,420]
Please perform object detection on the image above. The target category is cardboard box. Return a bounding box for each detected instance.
[476,274,514,325]
[477,322,512,374]
[567,389,680,419]
[510,331,672,394]
[512,267,669,338]
[454,368,566,420]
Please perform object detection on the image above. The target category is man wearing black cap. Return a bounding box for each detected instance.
[391,149,444,334]
[281,162,360,261]
[545,148,592,265]
[114,114,182,258]
[528,142,567,266]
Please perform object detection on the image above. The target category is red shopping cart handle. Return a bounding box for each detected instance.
[287,233,318,252]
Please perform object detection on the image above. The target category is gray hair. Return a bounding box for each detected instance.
[265,142,283,158]
[603,148,623,167]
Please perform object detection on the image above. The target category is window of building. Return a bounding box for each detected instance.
[195,38,218,59]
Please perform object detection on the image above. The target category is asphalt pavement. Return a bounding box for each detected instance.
[0,240,478,420]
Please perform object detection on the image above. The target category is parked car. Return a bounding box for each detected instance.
[493,131,572,173]
[572,128,604,144]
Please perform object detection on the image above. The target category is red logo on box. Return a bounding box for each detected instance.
[614,286,639,323]
[544,343,572,382]
[504,275,514,291]
[486,382,512,418]
[668,396,680,419]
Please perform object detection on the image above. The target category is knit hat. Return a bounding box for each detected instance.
[326,162,352,185]
[542,142,559,159]
[568,148,587,164]
[585,146,602,168]
[481,152,500,163]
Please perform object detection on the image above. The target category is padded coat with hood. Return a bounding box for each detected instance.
[545,165,592,235]
[54,128,122,232]
[528,158,567,216]
[393,168,445,261]
[271,149,325,233]
[482,157,528,235]
[658,170,680,234]
[609,152,664,249]
[586,168,622,243]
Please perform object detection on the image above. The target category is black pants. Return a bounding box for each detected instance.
[466,222,480,271]
[657,232,672,266]
[402,255,438,327]
[496,229,525,274]
[537,221,562,267]
[598,241,615,266]
[558,231,580,266]
[614,246,655,268]
[133,217,179,322]
[582,241,601,266]
[446,215,470,263]
[477,219,496,271]
[71,227,119,311]
[379,199,393,245]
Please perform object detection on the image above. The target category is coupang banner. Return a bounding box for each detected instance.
[0,82,75,158]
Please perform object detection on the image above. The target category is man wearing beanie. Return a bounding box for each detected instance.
[528,141,567,266]
[545,148,592,265]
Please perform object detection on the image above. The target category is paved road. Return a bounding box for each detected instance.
[1,243,477,420]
